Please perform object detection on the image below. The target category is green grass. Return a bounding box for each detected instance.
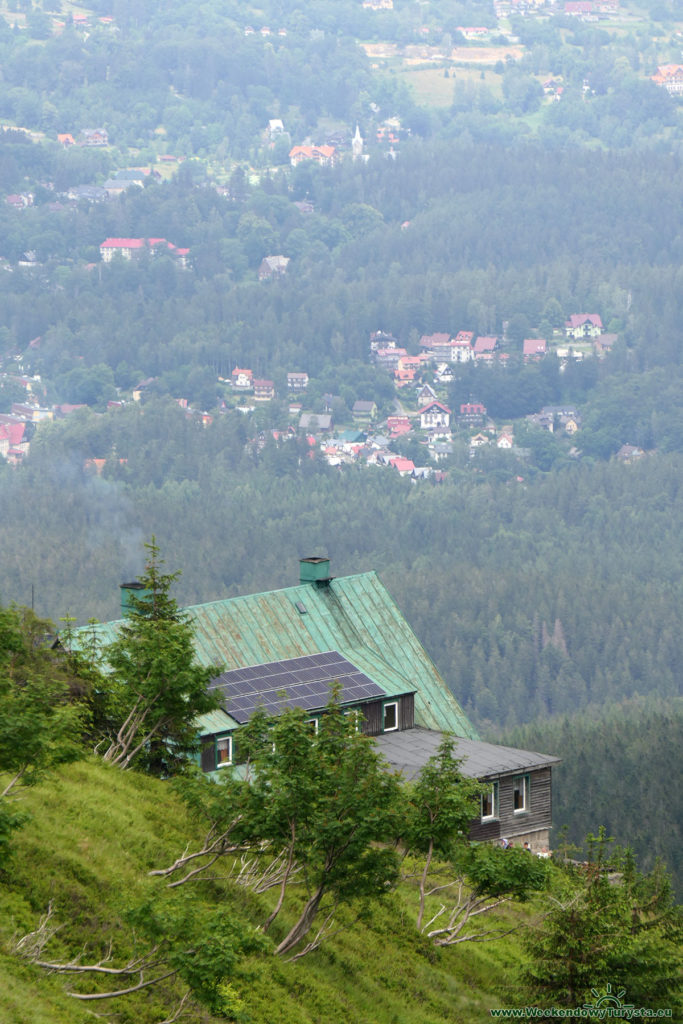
[0,761,537,1023]
[398,66,504,109]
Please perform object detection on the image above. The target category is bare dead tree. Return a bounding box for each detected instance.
[229,844,302,899]
[420,878,520,946]
[149,816,249,887]
[13,905,186,1006]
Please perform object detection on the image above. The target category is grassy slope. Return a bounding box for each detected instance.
[0,761,531,1024]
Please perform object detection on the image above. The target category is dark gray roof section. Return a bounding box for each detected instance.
[374,728,561,781]
[208,650,386,723]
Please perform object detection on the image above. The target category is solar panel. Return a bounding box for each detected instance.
[211,651,386,723]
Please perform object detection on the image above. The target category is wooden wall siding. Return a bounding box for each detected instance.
[360,694,414,736]
[468,767,553,842]
[360,700,383,735]
[400,692,415,731]
[201,736,216,773]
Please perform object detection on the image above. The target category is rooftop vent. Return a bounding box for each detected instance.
[299,556,332,586]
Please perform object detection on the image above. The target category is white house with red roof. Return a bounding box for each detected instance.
[565,314,603,339]
[419,400,451,431]
[651,65,683,94]
[231,368,253,390]
[100,238,145,262]
[100,238,189,265]
[289,145,337,167]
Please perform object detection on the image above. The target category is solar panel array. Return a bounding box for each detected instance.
[209,650,386,722]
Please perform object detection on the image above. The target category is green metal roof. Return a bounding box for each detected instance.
[68,571,479,740]
[195,707,240,735]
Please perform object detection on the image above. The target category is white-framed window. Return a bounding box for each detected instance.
[513,774,530,813]
[481,781,499,821]
[216,735,233,767]
[383,701,398,732]
[306,717,319,735]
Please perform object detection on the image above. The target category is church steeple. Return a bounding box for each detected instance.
[352,123,363,160]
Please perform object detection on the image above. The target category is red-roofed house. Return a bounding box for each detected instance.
[473,336,498,359]
[100,238,190,265]
[375,347,407,370]
[419,333,451,357]
[100,238,146,262]
[289,145,337,167]
[394,368,416,386]
[523,338,547,360]
[419,401,451,431]
[386,416,413,437]
[651,65,683,95]
[459,402,487,425]
[0,421,27,459]
[389,456,415,476]
[232,368,253,390]
[565,314,603,339]
[398,355,422,372]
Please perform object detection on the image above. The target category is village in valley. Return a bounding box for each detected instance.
[0,0,678,473]
[1,309,641,476]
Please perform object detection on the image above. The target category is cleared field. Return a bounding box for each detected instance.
[399,65,504,107]
[449,44,524,64]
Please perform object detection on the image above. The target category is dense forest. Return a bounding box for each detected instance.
[506,698,683,897]
[1,405,681,740]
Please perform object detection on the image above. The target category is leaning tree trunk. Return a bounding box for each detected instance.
[274,887,325,957]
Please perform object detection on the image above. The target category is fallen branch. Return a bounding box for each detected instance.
[149,818,246,887]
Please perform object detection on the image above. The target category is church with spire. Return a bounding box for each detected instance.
[352,124,364,161]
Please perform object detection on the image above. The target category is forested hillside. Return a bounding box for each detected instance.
[1,408,681,736]
[506,698,683,897]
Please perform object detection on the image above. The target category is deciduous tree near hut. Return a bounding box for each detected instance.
[240,697,402,959]
[402,735,548,945]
